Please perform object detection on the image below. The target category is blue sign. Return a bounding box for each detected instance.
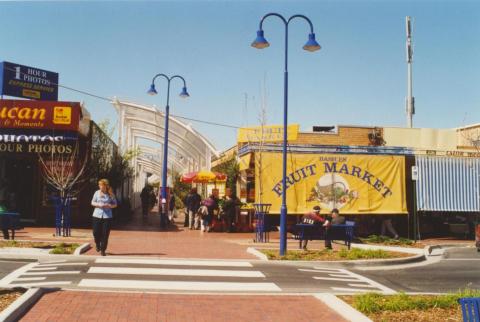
[0,61,58,101]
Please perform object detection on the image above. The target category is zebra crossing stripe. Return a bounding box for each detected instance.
[0,262,37,287]
[88,267,265,278]
[78,279,282,292]
[95,258,253,267]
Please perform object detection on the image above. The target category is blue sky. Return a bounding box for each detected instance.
[1,1,479,150]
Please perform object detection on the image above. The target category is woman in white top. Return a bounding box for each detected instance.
[91,179,117,256]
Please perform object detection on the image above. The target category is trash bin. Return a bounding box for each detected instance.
[253,203,271,243]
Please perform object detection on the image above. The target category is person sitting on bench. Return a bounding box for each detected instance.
[300,206,324,249]
[324,208,345,249]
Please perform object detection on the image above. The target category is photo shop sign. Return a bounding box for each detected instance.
[0,99,81,131]
[0,129,78,155]
[0,61,59,101]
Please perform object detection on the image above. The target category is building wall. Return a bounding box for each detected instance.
[383,127,457,150]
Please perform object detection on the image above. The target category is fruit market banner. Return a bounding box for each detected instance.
[257,153,407,215]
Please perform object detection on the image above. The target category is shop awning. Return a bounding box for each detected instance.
[416,156,480,212]
[238,153,252,171]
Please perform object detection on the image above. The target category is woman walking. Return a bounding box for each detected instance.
[91,179,117,256]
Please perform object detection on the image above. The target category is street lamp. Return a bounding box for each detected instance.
[147,74,189,228]
[251,13,321,255]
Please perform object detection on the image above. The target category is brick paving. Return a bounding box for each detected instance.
[19,290,347,322]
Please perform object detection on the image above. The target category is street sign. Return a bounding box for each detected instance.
[412,165,418,181]
[0,61,59,101]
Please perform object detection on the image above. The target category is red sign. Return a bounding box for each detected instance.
[0,99,81,131]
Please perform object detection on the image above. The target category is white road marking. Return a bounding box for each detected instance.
[443,258,480,261]
[313,276,358,282]
[341,270,396,294]
[39,260,67,264]
[10,281,72,287]
[15,277,46,281]
[22,271,81,276]
[78,279,282,292]
[348,283,377,288]
[332,287,378,293]
[37,262,89,267]
[0,262,37,287]
[299,269,341,273]
[29,267,57,271]
[313,267,342,271]
[88,267,264,278]
[95,258,252,267]
[328,273,354,278]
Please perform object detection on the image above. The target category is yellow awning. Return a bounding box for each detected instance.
[239,153,252,171]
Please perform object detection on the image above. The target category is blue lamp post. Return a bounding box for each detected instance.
[251,13,321,255]
[147,74,189,228]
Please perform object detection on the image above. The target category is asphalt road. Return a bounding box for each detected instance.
[354,247,480,293]
[0,247,477,294]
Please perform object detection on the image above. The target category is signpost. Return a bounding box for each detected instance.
[0,61,59,101]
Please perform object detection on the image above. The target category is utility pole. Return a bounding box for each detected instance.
[406,16,415,128]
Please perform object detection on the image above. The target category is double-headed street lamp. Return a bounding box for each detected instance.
[251,13,321,255]
[147,74,189,228]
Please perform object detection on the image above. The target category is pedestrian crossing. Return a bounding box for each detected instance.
[298,266,396,294]
[0,258,281,293]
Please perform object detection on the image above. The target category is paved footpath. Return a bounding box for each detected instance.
[19,291,346,322]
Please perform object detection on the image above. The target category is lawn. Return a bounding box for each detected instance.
[260,247,411,261]
[0,241,80,254]
[341,290,480,322]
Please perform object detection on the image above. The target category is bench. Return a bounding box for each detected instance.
[292,221,355,250]
[0,212,22,240]
[459,297,480,322]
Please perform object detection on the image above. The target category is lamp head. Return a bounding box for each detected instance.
[147,83,158,95]
[251,30,270,49]
[303,33,321,52]
[179,86,189,98]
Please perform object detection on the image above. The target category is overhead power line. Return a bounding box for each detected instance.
[1,65,240,129]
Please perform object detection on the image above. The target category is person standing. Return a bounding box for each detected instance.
[140,185,151,219]
[223,188,240,233]
[186,188,201,229]
[202,194,218,233]
[91,179,117,256]
[381,215,399,239]
[168,193,176,225]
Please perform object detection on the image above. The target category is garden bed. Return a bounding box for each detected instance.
[260,247,411,261]
[0,241,80,254]
[359,235,426,248]
[340,290,480,322]
[0,289,23,313]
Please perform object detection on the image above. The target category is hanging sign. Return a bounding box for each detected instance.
[0,129,77,155]
[0,61,59,101]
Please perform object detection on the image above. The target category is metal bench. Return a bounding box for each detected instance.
[459,298,480,322]
[292,221,355,250]
[1,212,22,240]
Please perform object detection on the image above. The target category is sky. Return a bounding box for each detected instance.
[0,0,479,151]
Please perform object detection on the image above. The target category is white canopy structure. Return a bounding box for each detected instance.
[112,99,218,207]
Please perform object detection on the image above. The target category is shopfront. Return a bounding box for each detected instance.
[0,99,83,225]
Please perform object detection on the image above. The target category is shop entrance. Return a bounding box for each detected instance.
[0,156,37,221]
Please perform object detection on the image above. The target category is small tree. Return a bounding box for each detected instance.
[38,140,88,236]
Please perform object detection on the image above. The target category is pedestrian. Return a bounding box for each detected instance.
[91,179,117,256]
[324,208,344,249]
[168,193,176,224]
[222,188,240,232]
[140,185,151,218]
[201,194,218,233]
[381,215,399,239]
[183,193,190,227]
[299,205,324,249]
[186,187,201,229]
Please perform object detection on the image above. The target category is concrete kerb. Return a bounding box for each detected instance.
[314,293,372,322]
[73,242,91,255]
[0,287,44,322]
